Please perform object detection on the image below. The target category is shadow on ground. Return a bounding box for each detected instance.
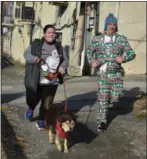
[64,91,97,112]
[44,122,97,159]
[1,54,14,69]
[1,111,27,159]
[29,103,97,148]
[106,87,146,128]
[68,122,97,148]
[1,92,25,104]
[64,87,145,129]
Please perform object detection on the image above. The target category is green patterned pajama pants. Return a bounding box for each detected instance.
[96,72,123,125]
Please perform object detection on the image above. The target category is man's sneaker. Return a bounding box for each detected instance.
[36,120,45,131]
[25,108,33,120]
[97,122,107,132]
[108,102,113,108]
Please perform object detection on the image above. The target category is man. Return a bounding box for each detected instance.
[24,24,68,130]
[87,13,136,131]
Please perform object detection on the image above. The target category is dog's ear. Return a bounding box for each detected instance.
[58,110,77,125]
[58,115,65,127]
[66,110,77,123]
[58,111,67,124]
[58,111,64,117]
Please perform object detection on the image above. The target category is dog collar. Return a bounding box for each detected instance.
[56,119,68,139]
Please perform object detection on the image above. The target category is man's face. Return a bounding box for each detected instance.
[44,27,56,42]
[106,23,116,35]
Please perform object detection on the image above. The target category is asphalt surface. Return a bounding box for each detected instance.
[1,65,146,159]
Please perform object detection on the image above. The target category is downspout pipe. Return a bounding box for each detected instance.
[72,2,85,66]
[68,2,86,76]
[1,2,4,54]
[80,2,89,75]
[30,2,35,44]
[79,2,86,64]
[79,2,87,75]
[95,2,100,35]
[115,2,120,19]
[89,2,100,76]
[93,2,100,75]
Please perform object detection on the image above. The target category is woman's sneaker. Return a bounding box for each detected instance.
[36,120,45,131]
[25,108,33,120]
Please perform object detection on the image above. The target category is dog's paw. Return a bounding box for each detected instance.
[49,139,54,144]
[64,149,69,153]
[57,145,62,152]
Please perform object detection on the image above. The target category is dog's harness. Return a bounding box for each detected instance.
[56,119,68,139]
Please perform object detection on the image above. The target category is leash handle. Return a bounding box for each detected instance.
[63,77,68,111]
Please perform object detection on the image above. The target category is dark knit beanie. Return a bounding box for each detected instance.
[104,13,118,32]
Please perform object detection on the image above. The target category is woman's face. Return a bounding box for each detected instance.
[44,27,56,42]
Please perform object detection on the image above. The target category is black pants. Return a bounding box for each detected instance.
[26,84,58,120]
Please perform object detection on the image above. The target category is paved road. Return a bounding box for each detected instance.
[1,65,146,159]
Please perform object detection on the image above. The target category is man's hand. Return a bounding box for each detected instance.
[58,67,65,75]
[115,56,124,64]
[90,60,99,68]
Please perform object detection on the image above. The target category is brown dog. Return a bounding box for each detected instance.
[45,104,76,153]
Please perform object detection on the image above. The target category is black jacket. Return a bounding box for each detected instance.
[24,39,68,92]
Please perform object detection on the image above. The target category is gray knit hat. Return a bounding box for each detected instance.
[104,13,118,32]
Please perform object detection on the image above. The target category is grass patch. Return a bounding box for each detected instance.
[2,106,28,153]
[2,53,25,72]
[16,136,28,152]
[1,105,9,112]
[13,60,25,72]
[133,95,146,120]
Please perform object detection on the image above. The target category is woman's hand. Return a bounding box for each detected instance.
[58,67,65,75]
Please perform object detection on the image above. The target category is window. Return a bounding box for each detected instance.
[2,2,14,24]
[15,2,35,21]
[58,6,67,17]
[15,2,22,19]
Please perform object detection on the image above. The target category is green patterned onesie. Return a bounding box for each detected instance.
[87,33,135,124]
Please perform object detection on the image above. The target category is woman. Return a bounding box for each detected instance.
[24,24,68,130]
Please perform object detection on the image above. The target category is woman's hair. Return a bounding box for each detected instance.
[43,24,56,33]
